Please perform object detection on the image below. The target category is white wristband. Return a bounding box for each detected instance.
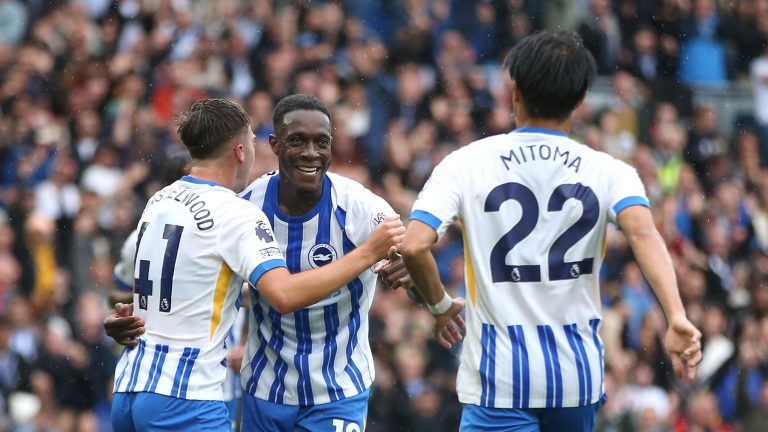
[428,292,453,315]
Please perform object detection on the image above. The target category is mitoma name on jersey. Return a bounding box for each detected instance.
[500,144,582,173]
[148,186,214,231]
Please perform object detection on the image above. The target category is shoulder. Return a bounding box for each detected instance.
[440,134,510,163]
[594,151,638,176]
[462,134,509,153]
[326,172,391,214]
[327,172,365,192]
[564,138,633,169]
[239,171,278,201]
[196,185,259,217]
[327,172,380,204]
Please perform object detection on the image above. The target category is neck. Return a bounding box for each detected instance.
[188,163,240,191]
[513,99,574,135]
[515,116,572,135]
[277,176,323,216]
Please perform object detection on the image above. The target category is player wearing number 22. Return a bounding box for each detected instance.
[401,31,703,431]
[109,99,404,431]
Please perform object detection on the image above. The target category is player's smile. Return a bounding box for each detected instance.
[295,165,322,175]
[290,157,327,189]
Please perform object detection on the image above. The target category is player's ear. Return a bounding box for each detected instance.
[234,143,245,164]
[573,90,587,111]
[510,80,522,106]
[268,134,280,156]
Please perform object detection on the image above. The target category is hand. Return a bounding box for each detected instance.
[104,303,145,348]
[373,247,414,290]
[663,316,702,383]
[433,297,466,349]
[227,346,245,373]
[364,216,406,260]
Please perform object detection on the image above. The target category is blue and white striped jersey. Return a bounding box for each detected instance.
[113,176,287,401]
[411,128,650,409]
[238,172,395,406]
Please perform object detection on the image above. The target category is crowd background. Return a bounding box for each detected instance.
[0,0,767,431]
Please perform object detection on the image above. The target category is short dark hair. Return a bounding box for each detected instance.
[176,99,250,159]
[272,94,331,136]
[503,31,596,121]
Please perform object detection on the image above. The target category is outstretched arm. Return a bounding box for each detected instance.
[618,205,702,382]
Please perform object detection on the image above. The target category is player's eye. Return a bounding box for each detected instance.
[288,136,305,146]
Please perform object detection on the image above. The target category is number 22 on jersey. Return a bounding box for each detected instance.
[486,182,598,283]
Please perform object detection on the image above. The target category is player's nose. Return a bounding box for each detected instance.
[301,141,321,159]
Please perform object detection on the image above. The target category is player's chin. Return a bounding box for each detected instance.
[295,178,323,194]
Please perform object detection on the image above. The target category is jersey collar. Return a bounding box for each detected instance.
[269,174,332,223]
[513,127,568,137]
[180,175,220,187]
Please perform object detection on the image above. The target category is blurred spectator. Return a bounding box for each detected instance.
[0,315,31,407]
[716,0,767,79]
[743,381,768,432]
[674,390,733,431]
[697,305,734,385]
[684,105,729,193]
[0,0,27,46]
[679,0,728,86]
[625,24,679,83]
[751,44,768,167]
[578,0,622,74]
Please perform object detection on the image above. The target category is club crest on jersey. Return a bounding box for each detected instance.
[309,244,337,268]
[254,221,274,243]
[511,267,521,282]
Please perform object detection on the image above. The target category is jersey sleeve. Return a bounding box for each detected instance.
[216,201,287,287]
[344,182,398,246]
[410,150,463,238]
[113,229,138,291]
[606,159,650,224]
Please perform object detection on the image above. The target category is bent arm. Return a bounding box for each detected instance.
[256,217,404,313]
[617,205,686,322]
[256,246,377,313]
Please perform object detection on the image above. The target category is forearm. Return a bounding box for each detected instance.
[402,246,445,304]
[258,246,377,313]
[401,221,446,304]
[626,228,687,322]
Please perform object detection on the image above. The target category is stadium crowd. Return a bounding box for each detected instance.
[0,0,767,430]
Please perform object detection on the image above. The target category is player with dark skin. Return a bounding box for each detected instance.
[105,101,412,346]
